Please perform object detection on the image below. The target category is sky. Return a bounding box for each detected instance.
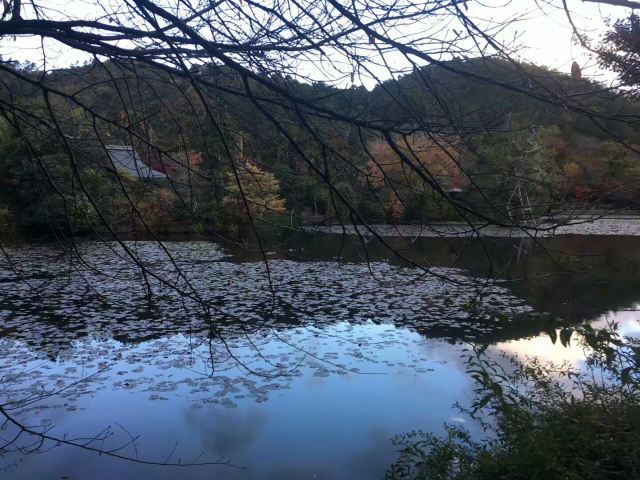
[0,0,632,85]
[485,0,624,83]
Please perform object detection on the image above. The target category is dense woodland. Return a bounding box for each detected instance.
[1,57,640,237]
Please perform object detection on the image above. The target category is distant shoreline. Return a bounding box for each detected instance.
[305,216,640,238]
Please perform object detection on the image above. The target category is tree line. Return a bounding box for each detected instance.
[0,57,639,238]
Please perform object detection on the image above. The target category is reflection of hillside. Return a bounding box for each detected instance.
[2,235,639,358]
[0,242,537,358]
[504,236,640,324]
[260,233,640,325]
[459,234,640,324]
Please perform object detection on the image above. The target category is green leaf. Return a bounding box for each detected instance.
[474,393,493,413]
[559,328,573,348]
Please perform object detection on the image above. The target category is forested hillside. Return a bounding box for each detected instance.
[1,57,639,236]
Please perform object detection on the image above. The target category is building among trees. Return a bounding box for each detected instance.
[106,145,168,181]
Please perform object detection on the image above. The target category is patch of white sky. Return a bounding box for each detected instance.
[490,0,623,83]
[496,308,640,367]
[0,0,631,87]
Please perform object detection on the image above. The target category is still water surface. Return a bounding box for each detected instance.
[0,233,639,479]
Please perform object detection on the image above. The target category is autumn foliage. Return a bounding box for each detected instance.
[223,163,286,224]
[360,133,468,221]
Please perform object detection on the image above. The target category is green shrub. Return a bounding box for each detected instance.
[387,325,640,480]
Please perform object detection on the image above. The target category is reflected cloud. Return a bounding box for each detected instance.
[495,333,587,366]
[495,313,640,366]
[185,407,267,458]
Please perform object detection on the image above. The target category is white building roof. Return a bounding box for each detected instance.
[105,145,167,180]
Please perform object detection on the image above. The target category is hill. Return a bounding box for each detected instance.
[0,57,639,235]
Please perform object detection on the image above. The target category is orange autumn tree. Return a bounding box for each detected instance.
[360,132,468,221]
[223,163,286,224]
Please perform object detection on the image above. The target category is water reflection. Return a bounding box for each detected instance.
[497,308,640,369]
[250,233,640,324]
[0,325,482,479]
[0,234,639,478]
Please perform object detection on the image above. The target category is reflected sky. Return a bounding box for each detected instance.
[0,324,482,480]
[1,235,639,479]
[496,309,640,367]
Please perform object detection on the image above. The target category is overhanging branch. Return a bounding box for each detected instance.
[583,0,640,8]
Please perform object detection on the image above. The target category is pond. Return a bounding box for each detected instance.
[0,231,639,479]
